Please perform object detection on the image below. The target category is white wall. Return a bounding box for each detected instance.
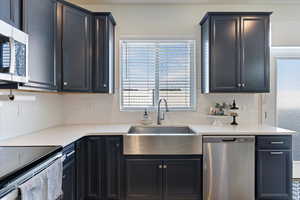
[2,3,299,140]
[0,91,63,140]
[80,3,300,47]
[63,3,300,126]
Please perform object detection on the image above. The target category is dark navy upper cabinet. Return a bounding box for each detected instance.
[0,0,21,29]
[93,13,116,94]
[205,15,241,92]
[56,1,93,92]
[240,16,270,92]
[200,12,271,93]
[22,0,58,90]
[56,2,116,93]
[0,0,116,93]
[256,136,292,200]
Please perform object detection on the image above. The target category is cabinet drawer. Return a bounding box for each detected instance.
[256,136,291,150]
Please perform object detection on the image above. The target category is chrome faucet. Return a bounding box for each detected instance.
[157,98,169,125]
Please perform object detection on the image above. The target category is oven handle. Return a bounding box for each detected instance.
[62,150,75,161]
[0,152,63,197]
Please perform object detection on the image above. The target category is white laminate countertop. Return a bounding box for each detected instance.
[0,124,295,147]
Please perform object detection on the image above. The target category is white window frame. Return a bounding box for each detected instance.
[119,39,197,112]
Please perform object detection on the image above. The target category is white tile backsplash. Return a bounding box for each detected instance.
[0,89,261,140]
[0,91,63,140]
[62,90,261,126]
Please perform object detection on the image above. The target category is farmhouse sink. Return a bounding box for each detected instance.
[124,126,202,155]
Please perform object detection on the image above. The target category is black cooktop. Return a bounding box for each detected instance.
[0,146,62,186]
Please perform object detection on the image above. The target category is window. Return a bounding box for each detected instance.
[120,40,196,111]
[276,58,300,161]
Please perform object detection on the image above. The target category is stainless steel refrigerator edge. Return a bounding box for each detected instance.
[203,136,255,200]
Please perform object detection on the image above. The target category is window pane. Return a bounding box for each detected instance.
[120,40,195,110]
[158,42,193,108]
[277,59,300,161]
[121,41,156,108]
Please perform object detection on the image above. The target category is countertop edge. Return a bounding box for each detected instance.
[0,124,295,148]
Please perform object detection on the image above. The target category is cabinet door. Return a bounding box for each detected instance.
[125,159,162,200]
[61,4,92,92]
[163,159,202,200]
[105,137,123,200]
[210,15,241,92]
[85,137,105,200]
[23,0,57,90]
[62,157,76,200]
[0,0,21,29]
[76,138,87,200]
[256,150,292,200]
[93,15,115,93]
[240,16,270,92]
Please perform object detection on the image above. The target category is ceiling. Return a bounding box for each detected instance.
[68,0,300,5]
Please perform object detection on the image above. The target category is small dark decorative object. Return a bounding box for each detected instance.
[230,112,238,126]
[230,99,239,125]
[230,99,239,110]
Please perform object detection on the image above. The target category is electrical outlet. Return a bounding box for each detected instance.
[265,112,268,119]
[17,104,21,117]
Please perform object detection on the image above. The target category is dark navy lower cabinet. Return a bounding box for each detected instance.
[62,143,76,200]
[256,136,292,200]
[164,159,202,200]
[125,159,163,200]
[125,157,202,200]
[105,137,123,200]
[76,136,123,200]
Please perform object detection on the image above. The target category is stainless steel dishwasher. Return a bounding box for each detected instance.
[203,136,255,200]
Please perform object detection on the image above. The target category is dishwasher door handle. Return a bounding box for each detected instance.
[222,138,236,142]
[270,151,284,155]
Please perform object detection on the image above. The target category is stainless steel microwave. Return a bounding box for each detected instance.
[0,20,28,83]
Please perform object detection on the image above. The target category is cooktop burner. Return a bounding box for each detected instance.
[0,146,61,184]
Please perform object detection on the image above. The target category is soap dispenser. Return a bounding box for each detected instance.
[140,108,153,125]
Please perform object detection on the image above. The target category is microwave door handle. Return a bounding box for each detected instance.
[9,38,16,74]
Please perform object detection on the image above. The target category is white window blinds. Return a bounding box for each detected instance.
[120,40,195,110]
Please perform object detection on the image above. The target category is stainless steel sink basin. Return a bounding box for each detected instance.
[124,126,202,155]
[128,126,195,135]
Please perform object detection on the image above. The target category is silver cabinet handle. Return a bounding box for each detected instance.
[270,141,284,145]
[270,152,283,155]
[158,165,162,169]
[66,150,75,158]
[103,84,107,87]
[63,82,68,86]
[163,165,167,169]
[237,83,241,87]
[242,83,245,87]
